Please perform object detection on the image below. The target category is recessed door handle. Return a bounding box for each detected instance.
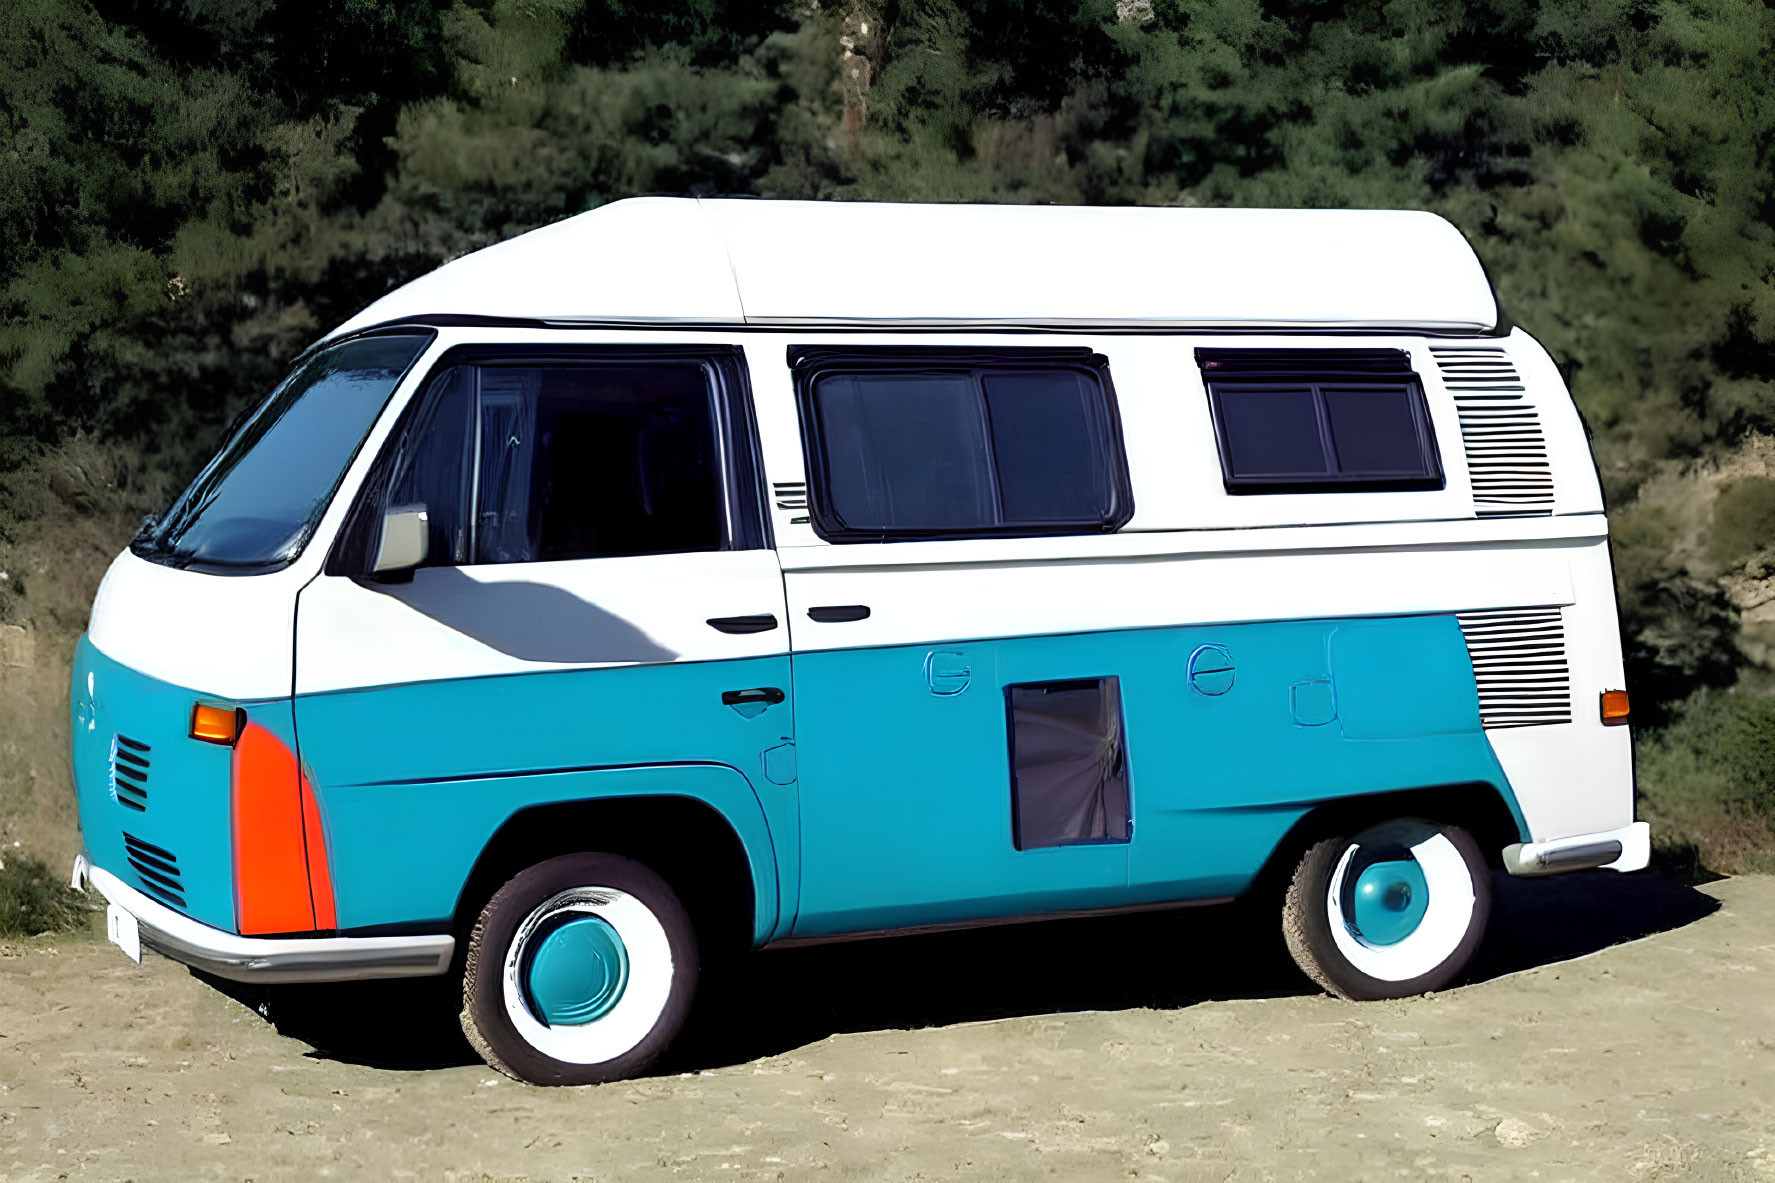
[808,605,871,623]
[721,687,786,707]
[708,614,778,634]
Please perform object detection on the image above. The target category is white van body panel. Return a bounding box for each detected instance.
[329,199,1499,338]
[86,549,302,701]
[294,549,790,695]
[84,334,454,701]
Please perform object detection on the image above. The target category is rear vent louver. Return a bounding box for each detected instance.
[109,735,151,812]
[1457,608,1573,729]
[1430,346,1555,517]
[122,831,185,909]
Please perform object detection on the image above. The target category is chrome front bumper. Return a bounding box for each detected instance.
[73,854,454,984]
[1502,821,1651,877]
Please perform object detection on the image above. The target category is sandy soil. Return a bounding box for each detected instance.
[1,871,1771,1182]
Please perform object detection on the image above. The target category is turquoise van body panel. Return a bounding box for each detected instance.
[76,612,1520,951]
[791,614,1525,937]
[70,635,250,932]
[317,764,780,940]
[291,655,795,939]
[792,634,1133,938]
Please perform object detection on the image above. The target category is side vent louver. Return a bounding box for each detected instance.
[1430,346,1555,517]
[109,735,151,812]
[122,831,186,910]
[773,481,811,523]
[1457,608,1573,729]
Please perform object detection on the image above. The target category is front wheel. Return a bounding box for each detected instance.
[461,852,698,1085]
[1282,818,1491,1000]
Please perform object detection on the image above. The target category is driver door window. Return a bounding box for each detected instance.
[366,360,728,570]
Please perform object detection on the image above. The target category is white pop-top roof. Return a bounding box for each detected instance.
[328,197,1500,337]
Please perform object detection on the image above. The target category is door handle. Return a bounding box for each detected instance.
[808,605,871,623]
[721,687,786,707]
[708,614,778,634]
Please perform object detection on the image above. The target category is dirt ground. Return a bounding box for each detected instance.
[1,870,1771,1183]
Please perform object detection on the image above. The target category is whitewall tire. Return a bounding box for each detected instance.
[461,852,698,1085]
[1282,818,1491,1000]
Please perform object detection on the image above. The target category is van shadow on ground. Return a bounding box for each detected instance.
[213,869,1720,1075]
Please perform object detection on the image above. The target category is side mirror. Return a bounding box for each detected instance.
[373,504,430,575]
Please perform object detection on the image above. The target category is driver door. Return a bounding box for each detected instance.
[291,346,791,932]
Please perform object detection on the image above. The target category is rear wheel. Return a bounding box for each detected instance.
[1282,818,1490,1000]
[461,852,697,1085]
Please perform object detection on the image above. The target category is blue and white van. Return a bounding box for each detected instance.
[69,198,1647,1084]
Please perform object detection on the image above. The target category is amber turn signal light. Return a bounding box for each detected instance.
[191,703,241,745]
[1600,690,1630,724]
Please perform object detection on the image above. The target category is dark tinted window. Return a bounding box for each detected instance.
[473,363,721,563]
[1198,348,1443,493]
[1215,387,1329,479]
[816,374,994,531]
[1007,677,1130,850]
[983,372,1114,521]
[1322,387,1428,474]
[796,349,1131,541]
[343,358,726,571]
[131,332,432,573]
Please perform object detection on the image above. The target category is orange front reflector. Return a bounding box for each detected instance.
[1601,690,1631,723]
[191,703,240,745]
[233,722,331,934]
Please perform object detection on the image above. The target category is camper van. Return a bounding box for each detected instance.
[69,198,1645,1085]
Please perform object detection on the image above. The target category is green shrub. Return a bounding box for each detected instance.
[1636,687,1775,874]
[0,854,90,938]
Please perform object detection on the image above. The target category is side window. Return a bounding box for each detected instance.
[1198,348,1444,493]
[332,350,756,576]
[470,363,722,563]
[385,365,474,568]
[791,348,1132,542]
[1006,677,1131,850]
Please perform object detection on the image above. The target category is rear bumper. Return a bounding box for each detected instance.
[74,854,454,984]
[1501,821,1650,876]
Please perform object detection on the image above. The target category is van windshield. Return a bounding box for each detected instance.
[131,332,433,574]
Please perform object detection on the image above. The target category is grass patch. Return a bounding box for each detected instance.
[0,853,90,938]
[1637,686,1775,876]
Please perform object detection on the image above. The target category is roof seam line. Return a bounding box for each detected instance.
[696,197,749,324]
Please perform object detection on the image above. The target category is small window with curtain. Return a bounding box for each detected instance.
[1198,348,1444,493]
[791,347,1133,542]
[1006,677,1131,850]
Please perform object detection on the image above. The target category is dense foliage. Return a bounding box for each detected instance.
[2,0,1773,863]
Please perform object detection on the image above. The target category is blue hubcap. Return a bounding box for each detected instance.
[522,914,629,1026]
[1349,857,1429,946]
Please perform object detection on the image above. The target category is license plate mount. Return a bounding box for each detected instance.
[106,903,142,964]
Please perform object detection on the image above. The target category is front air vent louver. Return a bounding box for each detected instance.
[1457,608,1573,729]
[772,481,808,510]
[1430,346,1555,517]
[109,735,151,812]
[122,831,186,909]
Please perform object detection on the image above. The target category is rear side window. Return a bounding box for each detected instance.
[791,348,1132,542]
[1198,348,1444,493]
